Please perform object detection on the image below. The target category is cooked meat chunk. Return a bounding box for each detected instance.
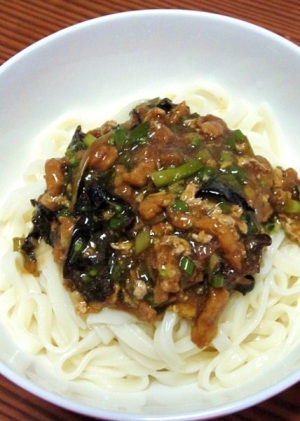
[20,97,300,348]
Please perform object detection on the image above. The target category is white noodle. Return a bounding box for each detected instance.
[0,84,300,394]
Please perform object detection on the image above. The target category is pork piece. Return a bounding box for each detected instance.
[21,96,300,349]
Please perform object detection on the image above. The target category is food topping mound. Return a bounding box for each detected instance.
[17,98,300,348]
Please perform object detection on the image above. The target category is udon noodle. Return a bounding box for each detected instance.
[1,83,300,392]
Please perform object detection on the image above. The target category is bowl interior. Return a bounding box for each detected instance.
[1,9,300,420]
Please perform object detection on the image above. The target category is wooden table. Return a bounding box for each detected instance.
[1,1,300,420]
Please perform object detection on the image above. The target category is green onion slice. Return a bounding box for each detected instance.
[113,128,128,150]
[134,226,151,254]
[129,122,150,145]
[172,200,189,213]
[210,274,224,288]
[284,198,300,214]
[151,159,203,188]
[179,256,195,275]
[83,133,96,147]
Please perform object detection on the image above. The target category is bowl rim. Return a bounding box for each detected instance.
[1,8,300,421]
[1,8,300,74]
[1,357,300,421]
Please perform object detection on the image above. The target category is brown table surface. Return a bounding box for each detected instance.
[1,1,300,420]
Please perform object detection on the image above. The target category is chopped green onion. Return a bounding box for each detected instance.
[226,129,254,156]
[210,274,224,287]
[179,256,195,275]
[234,129,246,141]
[134,226,151,254]
[172,200,189,213]
[151,159,203,188]
[159,267,169,278]
[88,268,98,277]
[196,166,217,181]
[81,273,91,282]
[69,237,85,263]
[65,148,74,157]
[220,151,233,163]
[113,128,127,150]
[69,156,80,166]
[226,129,246,147]
[220,165,247,184]
[129,122,149,144]
[83,133,96,147]
[74,238,84,252]
[113,204,123,214]
[264,213,279,234]
[197,148,212,162]
[284,198,300,213]
[190,135,202,147]
[109,216,124,230]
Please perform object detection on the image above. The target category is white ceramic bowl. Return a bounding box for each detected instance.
[1,9,300,420]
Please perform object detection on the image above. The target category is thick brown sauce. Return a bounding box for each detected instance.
[19,98,300,348]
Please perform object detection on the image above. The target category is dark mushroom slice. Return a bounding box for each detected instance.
[23,200,57,247]
[234,275,255,295]
[65,125,86,155]
[154,98,176,113]
[196,179,254,212]
[63,224,115,302]
[244,233,272,273]
[64,183,136,302]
